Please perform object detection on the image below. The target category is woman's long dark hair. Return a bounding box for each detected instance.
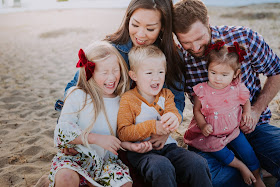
[106,0,185,90]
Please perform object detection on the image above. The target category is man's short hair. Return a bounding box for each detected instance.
[173,0,208,33]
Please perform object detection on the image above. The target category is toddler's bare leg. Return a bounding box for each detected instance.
[229,157,256,185]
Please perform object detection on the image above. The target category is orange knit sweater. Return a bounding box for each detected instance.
[117,87,182,142]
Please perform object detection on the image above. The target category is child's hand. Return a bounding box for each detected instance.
[61,148,79,156]
[121,141,152,153]
[149,134,169,150]
[201,123,213,137]
[242,112,253,129]
[130,141,153,153]
[91,134,121,155]
[161,112,179,132]
[156,120,170,135]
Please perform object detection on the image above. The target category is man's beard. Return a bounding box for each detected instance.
[187,45,207,58]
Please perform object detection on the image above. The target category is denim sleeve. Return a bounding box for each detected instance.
[164,82,185,122]
[64,70,79,98]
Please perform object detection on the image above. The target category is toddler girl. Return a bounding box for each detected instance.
[184,41,265,187]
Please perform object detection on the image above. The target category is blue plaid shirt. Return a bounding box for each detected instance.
[178,25,280,125]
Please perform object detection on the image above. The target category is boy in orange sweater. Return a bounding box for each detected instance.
[117,45,212,187]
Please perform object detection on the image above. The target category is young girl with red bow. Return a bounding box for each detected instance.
[184,41,265,187]
[48,41,152,187]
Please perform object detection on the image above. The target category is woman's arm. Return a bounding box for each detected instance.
[64,70,79,98]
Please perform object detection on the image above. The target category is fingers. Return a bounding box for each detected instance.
[142,142,152,152]
[68,148,79,155]
[134,142,152,153]
[240,123,249,132]
[108,147,118,156]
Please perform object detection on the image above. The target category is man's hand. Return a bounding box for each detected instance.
[149,134,169,150]
[240,106,261,134]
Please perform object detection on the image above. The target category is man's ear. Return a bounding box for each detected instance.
[129,70,137,81]
[234,69,241,79]
[207,16,210,26]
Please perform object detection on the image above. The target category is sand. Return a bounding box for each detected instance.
[0,4,279,187]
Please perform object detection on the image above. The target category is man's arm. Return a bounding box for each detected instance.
[241,74,280,133]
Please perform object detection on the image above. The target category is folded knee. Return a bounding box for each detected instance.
[55,168,79,185]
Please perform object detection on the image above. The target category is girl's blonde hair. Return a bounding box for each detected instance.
[69,41,130,148]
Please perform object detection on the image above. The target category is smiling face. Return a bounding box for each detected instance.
[176,20,211,58]
[93,54,121,98]
[129,57,166,102]
[129,8,162,46]
[207,62,240,90]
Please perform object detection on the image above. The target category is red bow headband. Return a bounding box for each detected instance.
[76,49,95,81]
[228,42,247,62]
[204,41,225,56]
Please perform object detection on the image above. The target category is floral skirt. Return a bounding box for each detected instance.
[48,151,132,187]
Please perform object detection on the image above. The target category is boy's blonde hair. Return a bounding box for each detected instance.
[68,41,130,148]
[128,45,167,72]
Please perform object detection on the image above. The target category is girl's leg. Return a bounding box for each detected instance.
[189,146,248,187]
[229,132,265,187]
[121,182,133,187]
[210,146,256,185]
[228,157,256,185]
[55,168,80,187]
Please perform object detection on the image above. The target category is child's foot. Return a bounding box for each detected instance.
[239,166,256,185]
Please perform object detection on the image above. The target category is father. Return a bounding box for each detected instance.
[172,0,280,187]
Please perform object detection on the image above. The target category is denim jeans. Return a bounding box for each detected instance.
[189,123,280,187]
[210,132,260,171]
[127,143,212,187]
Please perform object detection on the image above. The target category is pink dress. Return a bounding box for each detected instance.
[184,81,250,152]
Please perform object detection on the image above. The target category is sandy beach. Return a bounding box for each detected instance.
[0,3,279,187]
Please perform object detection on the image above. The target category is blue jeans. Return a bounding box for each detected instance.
[210,132,260,171]
[189,123,280,187]
[127,143,212,187]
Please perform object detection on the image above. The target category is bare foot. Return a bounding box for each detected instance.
[239,166,256,185]
[252,170,266,187]
[34,174,50,187]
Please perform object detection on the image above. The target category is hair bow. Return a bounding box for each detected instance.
[227,42,247,62]
[76,49,95,81]
[204,41,225,56]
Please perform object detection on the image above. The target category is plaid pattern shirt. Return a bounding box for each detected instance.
[178,25,280,125]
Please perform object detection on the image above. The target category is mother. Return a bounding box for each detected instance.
[54,0,212,186]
